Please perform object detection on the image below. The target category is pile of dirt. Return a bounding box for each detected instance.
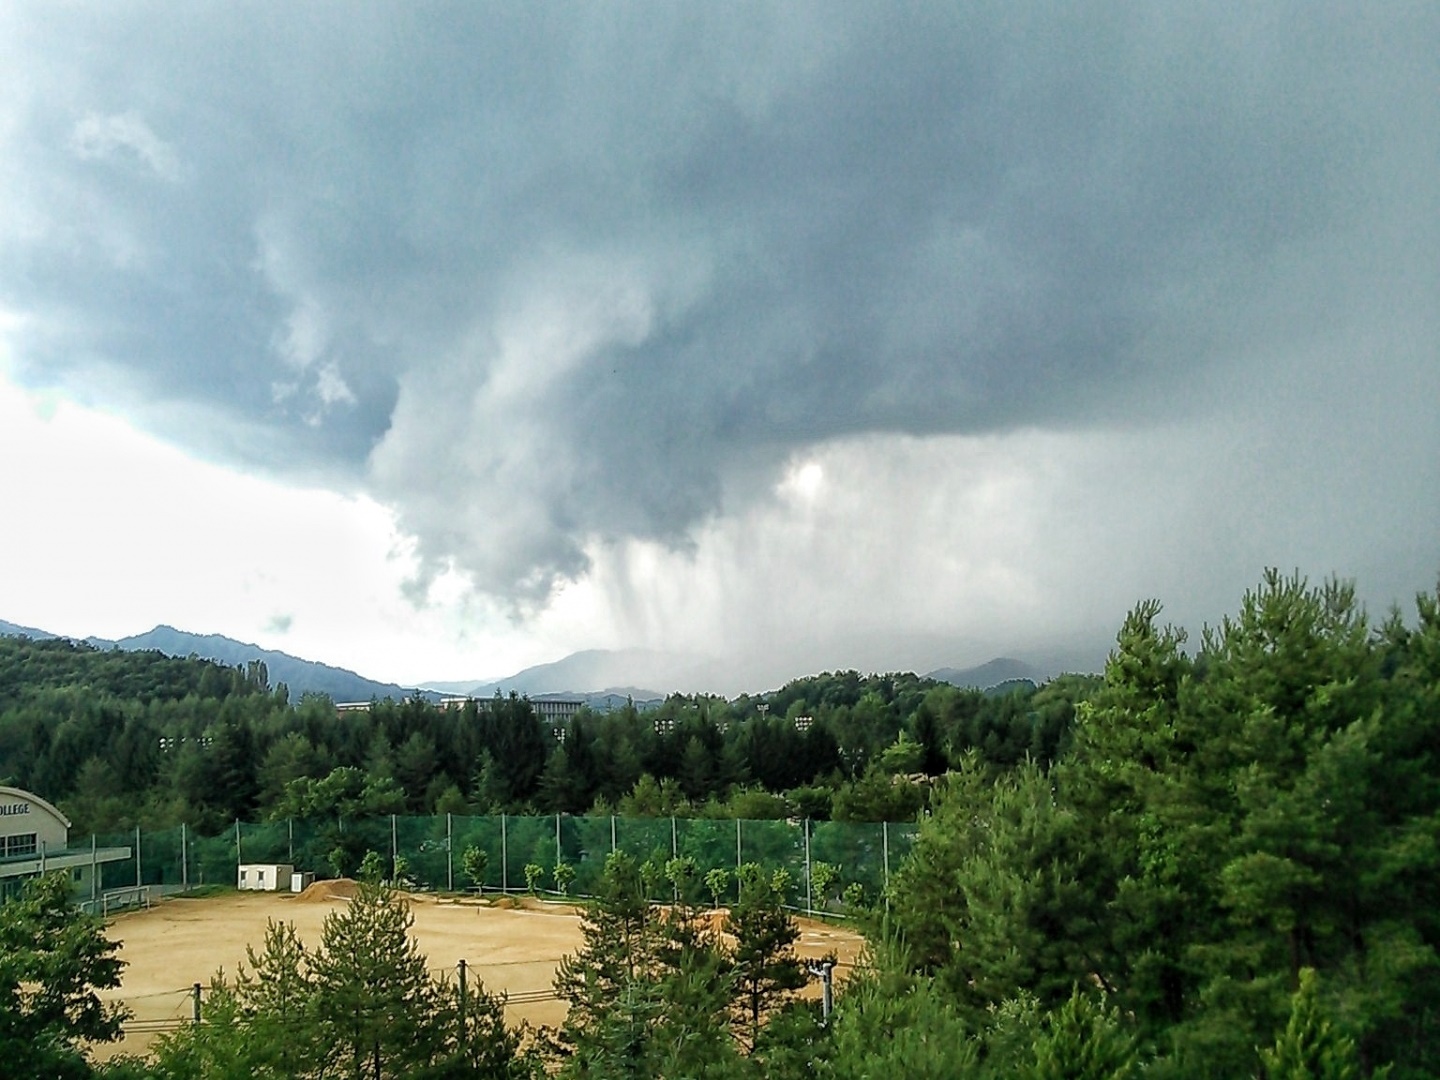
[293,877,359,903]
[485,894,582,916]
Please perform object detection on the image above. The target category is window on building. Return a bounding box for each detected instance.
[4,833,37,858]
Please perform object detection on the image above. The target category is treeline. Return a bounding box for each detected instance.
[0,634,1095,835]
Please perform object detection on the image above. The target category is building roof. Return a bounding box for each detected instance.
[0,785,71,829]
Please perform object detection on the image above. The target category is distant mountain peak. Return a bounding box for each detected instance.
[926,657,1042,690]
[435,647,713,700]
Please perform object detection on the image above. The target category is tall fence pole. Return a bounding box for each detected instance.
[192,983,202,1025]
[804,819,813,915]
[610,815,616,855]
[390,814,398,873]
[235,819,242,869]
[288,817,294,863]
[181,823,188,892]
[501,814,508,894]
[135,824,142,888]
[555,814,562,871]
[671,816,677,859]
[446,813,454,893]
[882,821,890,911]
[457,959,468,1025]
[90,834,98,902]
[736,818,742,869]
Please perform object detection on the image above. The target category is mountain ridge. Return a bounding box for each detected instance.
[2,618,1057,703]
[0,618,58,640]
[0,620,431,704]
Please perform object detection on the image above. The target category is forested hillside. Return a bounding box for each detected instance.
[0,633,1085,835]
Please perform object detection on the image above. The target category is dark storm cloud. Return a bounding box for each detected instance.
[2,3,1435,599]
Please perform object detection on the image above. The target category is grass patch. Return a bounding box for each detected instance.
[179,884,232,899]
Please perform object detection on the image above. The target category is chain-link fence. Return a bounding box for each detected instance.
[79,813,919,916]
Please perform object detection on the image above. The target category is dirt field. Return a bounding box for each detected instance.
[95,886,866,1062]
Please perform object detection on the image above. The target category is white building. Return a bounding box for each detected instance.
[238,862,294,891]
[0,785,131,902]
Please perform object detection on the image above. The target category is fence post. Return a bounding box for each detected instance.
[391,814,398,874]
[501,814,508,894]
[610,815,616,855]
[671,816,678,859]
[446,813,454,893]
[192,983,202,1025]
[457,959,468,1025]
[288,817,294,864]
[181,824,188,893]
[804,818,812,916]
[736,818,742,869]
[235,819,242,868]
[555,814,562,872]
[90,834,98,902]
[882,821,890,911]
[135,824,142,889]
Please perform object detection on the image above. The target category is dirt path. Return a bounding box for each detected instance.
[94,889,865,1062]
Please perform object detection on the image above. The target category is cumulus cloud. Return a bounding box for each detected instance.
[0,2,1435,671]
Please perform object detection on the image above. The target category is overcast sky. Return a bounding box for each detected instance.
[1,3,1436,691]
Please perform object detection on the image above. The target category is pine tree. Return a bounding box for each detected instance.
[1027,988,1139,1080]
[726,862,809,1051]
[1260,969,1362,1080]
[553,852,664,1072]
[233,919,321,1076]
[309,880,445,1078]
[552,852,735,1078]
[888,754,1091,1020]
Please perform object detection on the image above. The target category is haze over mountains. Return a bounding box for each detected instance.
[0,617,1056,704]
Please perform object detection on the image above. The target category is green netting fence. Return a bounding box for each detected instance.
[75,813,919,916]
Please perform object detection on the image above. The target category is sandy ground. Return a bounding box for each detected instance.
[93,888,865,1062]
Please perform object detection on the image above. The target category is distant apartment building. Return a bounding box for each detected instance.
[338,695,585,725]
